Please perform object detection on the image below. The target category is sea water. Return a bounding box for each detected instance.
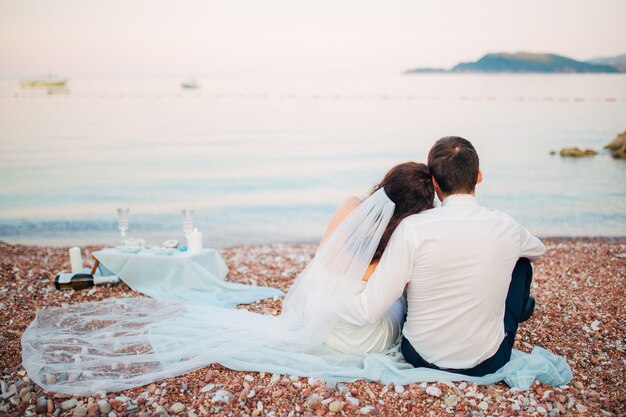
[0,74,625,246]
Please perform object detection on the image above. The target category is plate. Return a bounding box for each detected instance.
[162,239,179,249]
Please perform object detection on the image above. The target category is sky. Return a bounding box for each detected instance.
[0,0,625,77]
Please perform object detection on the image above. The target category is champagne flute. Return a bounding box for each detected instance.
[117,208,130,245]
[182,209,194,238]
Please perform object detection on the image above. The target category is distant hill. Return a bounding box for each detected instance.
[405,52,623,74]
[587,54,626,72]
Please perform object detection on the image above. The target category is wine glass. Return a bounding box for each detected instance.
[117,208,130,245]
[182,209,194,238]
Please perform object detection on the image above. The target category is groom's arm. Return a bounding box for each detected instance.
[337,222,415,326]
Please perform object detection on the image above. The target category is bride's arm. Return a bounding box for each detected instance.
[319,196,379,281]
[320,196,362,245]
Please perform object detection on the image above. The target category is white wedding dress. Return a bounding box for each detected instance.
[325,291,405,353]
[22,188,403,395]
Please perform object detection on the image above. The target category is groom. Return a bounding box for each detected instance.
[341,136,545,376]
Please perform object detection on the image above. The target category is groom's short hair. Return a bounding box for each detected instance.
[428,136,479,195]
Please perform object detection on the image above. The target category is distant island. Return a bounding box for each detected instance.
[405,52,626,74]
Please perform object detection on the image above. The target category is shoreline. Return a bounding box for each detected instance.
[0,239,624,416]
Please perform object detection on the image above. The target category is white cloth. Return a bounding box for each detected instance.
[340,194,546,369]
[93,248,282,307]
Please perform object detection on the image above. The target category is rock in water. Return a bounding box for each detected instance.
[559,147,598,157]
[605,130,626,159]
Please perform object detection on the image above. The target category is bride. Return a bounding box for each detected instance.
[22,162,435,395]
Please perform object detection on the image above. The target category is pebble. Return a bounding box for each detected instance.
[98,399,111,413]
[170,402,185,413]
[576,403,588,413]
[201,383,215,392]
[244,374,254,382]
[393,384,405,394]
[347,397,359,407]
[329,401,344,413]
[425,386,442,397]
[573,380,584,390]
[87,403,99,416]
[61,398,77,410]
[36,396,47,413]
[204,370,214,382]
[94,390,107,398]
[478,401,488,410]
[109,398,121,409]
[73,405,87,416]
[444,394,459,407]
[360,405,374,414]
[18,385,33,397]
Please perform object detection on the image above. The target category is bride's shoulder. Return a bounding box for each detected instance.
[336,196,362,214]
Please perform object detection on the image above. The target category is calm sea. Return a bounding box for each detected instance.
[0,75,625,247]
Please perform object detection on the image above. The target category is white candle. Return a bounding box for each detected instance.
[187,228,203,254]
[69,247,83,274]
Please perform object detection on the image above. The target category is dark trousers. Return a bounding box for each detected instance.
[401,258,533,377]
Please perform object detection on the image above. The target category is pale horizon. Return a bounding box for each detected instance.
[1,0,625,78]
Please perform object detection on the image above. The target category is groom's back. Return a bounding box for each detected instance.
[402,196,525,369]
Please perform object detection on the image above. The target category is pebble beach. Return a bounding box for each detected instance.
[0,238,624,417]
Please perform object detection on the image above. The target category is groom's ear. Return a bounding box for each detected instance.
[476,169,483,185]
[431,176,440,191]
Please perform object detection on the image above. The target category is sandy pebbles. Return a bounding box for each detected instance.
[0,238,624,416]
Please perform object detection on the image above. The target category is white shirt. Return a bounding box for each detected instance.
[339,194,546,369]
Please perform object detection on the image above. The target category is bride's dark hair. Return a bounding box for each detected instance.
[370,162,434,262]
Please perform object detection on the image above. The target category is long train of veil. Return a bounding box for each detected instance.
[22,188,397,395]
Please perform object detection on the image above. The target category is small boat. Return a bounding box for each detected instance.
[181,79,200,89]
[21,74,68,88]
[47,86,70,95]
